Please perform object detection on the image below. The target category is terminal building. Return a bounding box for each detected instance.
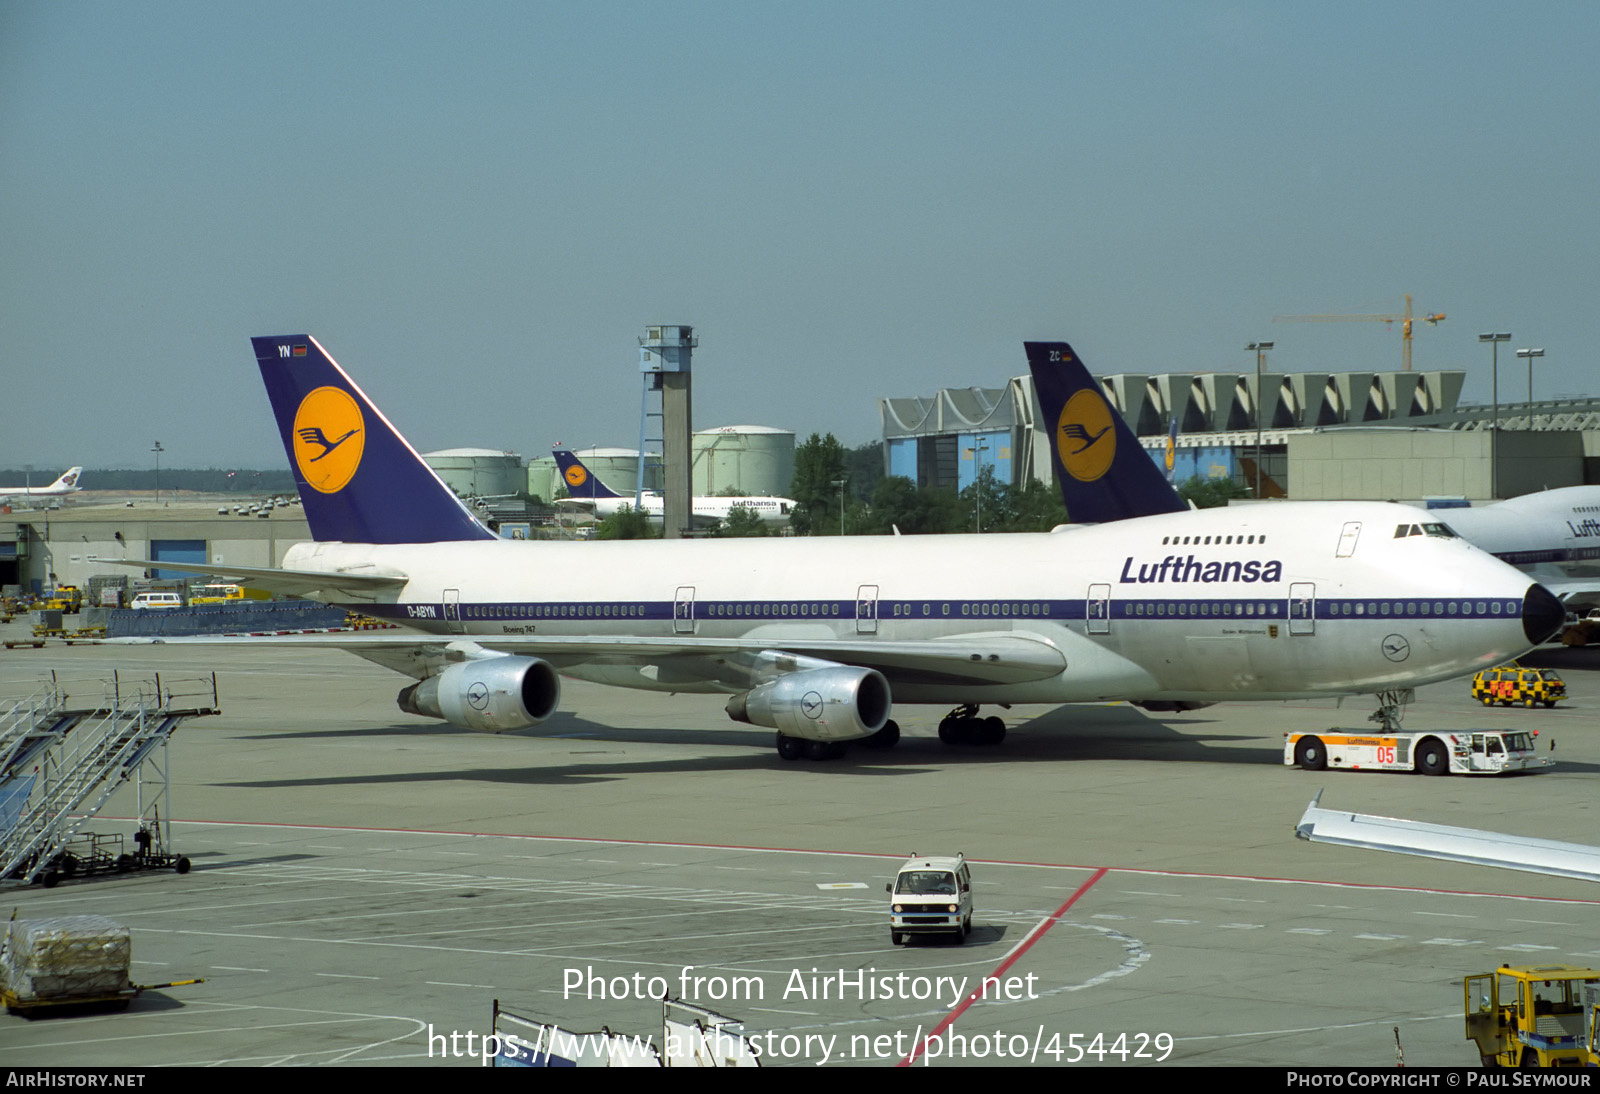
[881,366,1600,503]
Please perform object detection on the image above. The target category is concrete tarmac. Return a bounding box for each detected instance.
[2,629,1598,1067]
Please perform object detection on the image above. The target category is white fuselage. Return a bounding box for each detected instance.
[286,500,1546,706]
[1437,487,1600,602]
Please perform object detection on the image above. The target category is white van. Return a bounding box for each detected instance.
[129,592,183,610]
[888,853,973,945]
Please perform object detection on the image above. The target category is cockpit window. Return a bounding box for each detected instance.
[1394,523,1459,539]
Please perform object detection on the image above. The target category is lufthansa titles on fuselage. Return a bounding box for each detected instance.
[1118,554,1285,585]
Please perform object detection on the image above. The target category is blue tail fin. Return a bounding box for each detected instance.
[1023,342,1189,523]
[551,449,625,500]
[252,336,495,543]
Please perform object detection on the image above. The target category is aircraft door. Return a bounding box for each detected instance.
[856,585,879,635]
[674,586,695,635]
[1335,522,1361,558]
[1289,582,1315,636]
[1087,584,1111,634]
[444,589,463,634]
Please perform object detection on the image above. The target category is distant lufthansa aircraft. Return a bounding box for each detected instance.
[552,449,796,530]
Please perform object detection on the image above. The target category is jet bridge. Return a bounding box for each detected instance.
[0,671,218,887]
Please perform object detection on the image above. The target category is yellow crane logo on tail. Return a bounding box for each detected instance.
[292,386,365,493]
[1056,389,1116,482]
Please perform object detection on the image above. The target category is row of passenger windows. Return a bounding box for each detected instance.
[707,602,839,618]
[462,604,646,619]
[1322,599,1517,617]
[1158,534,1266,546]
[1126,601,1278,618]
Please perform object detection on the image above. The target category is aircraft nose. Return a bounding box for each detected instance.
[1522,583,1565,645]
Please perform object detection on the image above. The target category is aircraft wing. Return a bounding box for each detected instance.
[110,630,1070,688]
[1295,791,1600,884]
[87,556,407,600]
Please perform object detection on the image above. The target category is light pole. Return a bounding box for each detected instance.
[1517,347,1545,408]
[832,477,847,536]
[151,441,164,506]
[1246,342,1273,498]
[965,436,990,532]
[1479,333,1510,499]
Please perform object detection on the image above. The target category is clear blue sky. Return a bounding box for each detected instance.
[3,1,1595,470]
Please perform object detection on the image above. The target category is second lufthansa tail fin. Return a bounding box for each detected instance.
[1024,342,1188,523]
[252,336,495,544]
[551,449,625,501]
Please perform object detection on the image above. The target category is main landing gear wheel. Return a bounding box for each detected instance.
[860,720,900,749]
[1294,735,1327,771]
[776,733,847,761]
[937,706,1006,746]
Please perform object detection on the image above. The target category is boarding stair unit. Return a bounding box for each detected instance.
[0,671,218,886]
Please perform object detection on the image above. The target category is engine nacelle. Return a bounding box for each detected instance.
[725,666,891,742]
[397,656,561,733]
[1131,700,1217,713]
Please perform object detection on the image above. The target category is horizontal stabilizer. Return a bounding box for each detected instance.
[88,556,407,601]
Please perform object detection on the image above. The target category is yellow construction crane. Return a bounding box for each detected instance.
[1272,294,1445,371]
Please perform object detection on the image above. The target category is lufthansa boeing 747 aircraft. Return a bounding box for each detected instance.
[106,336,1564,762]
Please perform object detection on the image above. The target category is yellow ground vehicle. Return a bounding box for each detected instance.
[37,585,82,614]
[189,583,246,604]
[1472,663,1566,708]
[1464,965,1600,1067]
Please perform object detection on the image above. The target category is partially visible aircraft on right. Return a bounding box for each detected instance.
[1434,490,1600,610]
[1023,343,1600,610]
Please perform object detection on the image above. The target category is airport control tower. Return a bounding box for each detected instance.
[639,325,695,538]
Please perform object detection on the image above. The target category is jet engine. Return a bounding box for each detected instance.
[725,666,891,742]
[396,656,561,733]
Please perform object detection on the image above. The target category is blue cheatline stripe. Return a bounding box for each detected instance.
[353,594,1526,626]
